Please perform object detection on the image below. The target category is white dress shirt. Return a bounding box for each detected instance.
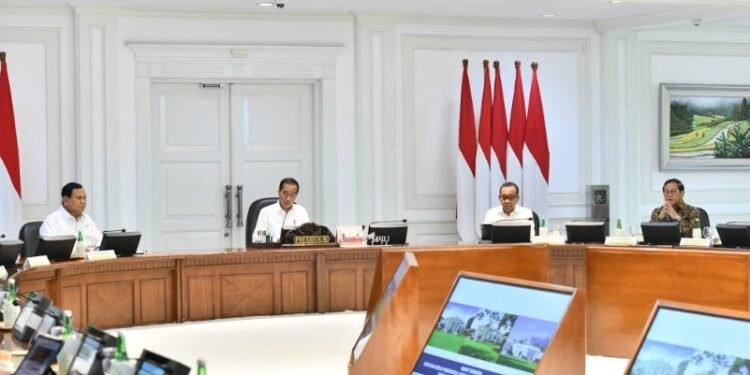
[483,205,536,235]
[40,206,102,247]
[252,201,310,242]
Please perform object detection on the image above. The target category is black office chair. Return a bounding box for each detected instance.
[18,221,43,258]
[695,206,710,228]
[245,197,278,247]
[531,211,540,236]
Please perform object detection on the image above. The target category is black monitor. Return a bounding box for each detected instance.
[641,221,681,246]
[565,221,606,244]
[35,235,76,261]
[367,220,408,246]
[491,222,531,243]
[480,224,492,241]
[716,223,750,249]
[100,231,142,256]
[134,350,191,375]
[0,239,23,266]
[14,333,64,375]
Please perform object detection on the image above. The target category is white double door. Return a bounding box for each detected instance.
[149,82,315,251]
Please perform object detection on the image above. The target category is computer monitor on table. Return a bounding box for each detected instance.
[716,223,750,249]
[99,231,141,256]
[367,220,408,246]
[641,221,681,246]
[134,350,190,375]
[565,221,606,244]
[490,221,532,243]
[35,235,76,261]
[0,239,23,267]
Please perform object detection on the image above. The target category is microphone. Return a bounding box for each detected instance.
[369,219,408,226]
[491,217,533,224]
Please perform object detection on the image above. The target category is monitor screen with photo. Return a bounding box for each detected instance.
[0,239,23,266]
[14,333,64,375]
[68,333,104,375]
[134,350,190,375]
[367,220,408,246]
[410,274,573,375]
[625,303,750,375]
[716,223,750,249]
[36,235,76,261]
[100,231,142,256]
[490,222,532,244]
[641,221,682,246]
[565,221,606,244]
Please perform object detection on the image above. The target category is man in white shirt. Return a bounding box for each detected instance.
[40,182,102,249]
[252,177,310,242]
[483,181,536,235]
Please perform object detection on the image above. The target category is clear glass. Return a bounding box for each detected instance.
[702,226,712,240]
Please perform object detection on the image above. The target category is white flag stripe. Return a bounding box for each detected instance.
[0,166,22,239]
[522,147,549,218]
[457,155,477,242]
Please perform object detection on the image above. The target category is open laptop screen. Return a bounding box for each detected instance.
[410,275,573,375]
[625,304,750,374]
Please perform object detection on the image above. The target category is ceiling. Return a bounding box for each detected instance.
[1,0,750,23]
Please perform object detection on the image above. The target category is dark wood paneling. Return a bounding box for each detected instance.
[140,278,168,325]
[87,281,135,329]
[186,276,213,321]
[280,271,308,314]
[329,269,357,311]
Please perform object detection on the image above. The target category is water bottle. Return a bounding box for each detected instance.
[692,218,701,239]
[615,218,624,237]
[2,278,20,328]
[197,359,207,375]
[108,331,134,375]
[538,217,548,237]
[57,310,79,374]
[74,230,87,258]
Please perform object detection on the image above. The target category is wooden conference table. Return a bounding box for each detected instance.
[11,243,750,358]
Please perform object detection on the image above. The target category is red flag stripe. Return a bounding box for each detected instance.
[0,54,22,198]
[526,62,550,183]
[477,60,492,163]
[459,59,477,176]
[491,61,508,178]
[508,60,526,165]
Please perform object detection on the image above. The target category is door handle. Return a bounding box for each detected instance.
[236,185,244,227]
[224,185,233,229]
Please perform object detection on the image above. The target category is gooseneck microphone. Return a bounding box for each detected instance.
[103,228,127,233]
[369,219,408,225]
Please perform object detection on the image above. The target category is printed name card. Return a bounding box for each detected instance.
[23,256,51,269]
[605,236,638,246]
[337,225,367,247]
[679,238,711,247]
[85,250,117,261]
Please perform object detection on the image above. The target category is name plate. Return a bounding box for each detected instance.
[605,236,638,246]
[293,235,331,245]
[531,236,566,245]
[23,256,51,269]
[680,238,711,247]
[85,250,117,261]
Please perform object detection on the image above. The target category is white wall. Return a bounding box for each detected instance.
[3,6,750,246]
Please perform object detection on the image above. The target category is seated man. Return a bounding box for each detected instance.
[40,182,102,249]
[252,177,310,242]
[483,181,536,235]
[650,178,699,238]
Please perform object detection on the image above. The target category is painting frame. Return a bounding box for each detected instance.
[660,83,750,170]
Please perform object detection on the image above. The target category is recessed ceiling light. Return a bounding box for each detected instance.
[610,0,623,4]
[540,14,556,18]
[257,1,274,6]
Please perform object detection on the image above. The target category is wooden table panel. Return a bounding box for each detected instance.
[587,246,750,357]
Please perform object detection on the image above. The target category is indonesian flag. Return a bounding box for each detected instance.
[523,62,550,217]
[0,52,22,240]
[475,60,492,235]
[507,61,526,198]
[457,59,477,242]
[490,61,508,196]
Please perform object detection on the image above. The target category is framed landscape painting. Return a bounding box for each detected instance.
[660,83,750,170]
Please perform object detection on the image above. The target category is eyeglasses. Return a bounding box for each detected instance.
[663,189,680,196]
[499,195,518,201]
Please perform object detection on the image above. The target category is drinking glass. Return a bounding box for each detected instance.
[702,226,712,240]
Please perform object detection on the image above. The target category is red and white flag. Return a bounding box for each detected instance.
[0,52,22,240]
[475,60,492,234]
[507,61,526,196]
[490,60,508,196]
[457,59,477,242]
[523,62,550,217]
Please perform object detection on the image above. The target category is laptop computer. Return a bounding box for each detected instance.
[0,239,23,266]
[716,223,750,249]
[565,221,606,244]
[99,231,142,256]
[134,350,191,375]
[641,221,681,246]
[490,222,532,243]
[367,221,408,246]
[35,235,76,261]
